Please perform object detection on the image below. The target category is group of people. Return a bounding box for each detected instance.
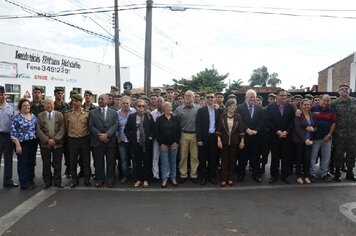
[0,83,355,190]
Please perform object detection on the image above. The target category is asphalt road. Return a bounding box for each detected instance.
[1,156,356,235]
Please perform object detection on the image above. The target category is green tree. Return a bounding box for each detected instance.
[267,73,281,87]
[249,66,269,87]
[168,68,228,93]
[248,66,282,87]
[225,79,243,94]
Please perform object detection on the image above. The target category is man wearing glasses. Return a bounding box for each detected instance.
[266,89,295,184]
[196,92,220,185]
[331,84,356,181]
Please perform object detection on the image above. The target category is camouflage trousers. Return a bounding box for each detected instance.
[333,136,356,169]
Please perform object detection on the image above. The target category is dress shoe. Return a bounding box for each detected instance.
[220,181,227,187]
[268,177,278,183]
[208,177,218,185]
[107,181,114,188]
[346,174,356,182]
[120,177,128,183]
[228,180,234,186]
[334,169,341,182]
[95,181,104,188]
[191,178,198,184]
[43,185,51,189]
[179,177,187,184]
[200,178,207,185]
[26,185,36,191]
[84,180,92,187]
[3,182,19,188]
[253,176,262,183]
[70,180,79,188]
[281,178,290,184]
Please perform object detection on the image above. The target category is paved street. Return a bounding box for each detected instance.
[1,156,356,236]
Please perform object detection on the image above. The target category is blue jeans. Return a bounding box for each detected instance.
[17,139,37,189]
[118,142,134,178]
[160,145,178,181]
[310,139,332,178]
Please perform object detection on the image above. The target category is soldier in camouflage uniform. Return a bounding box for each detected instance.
[82,90,96,111]
[331,84,356,181]
[30,86,45,116]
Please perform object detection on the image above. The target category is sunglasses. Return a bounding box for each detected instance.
[137,105,145,108]
[206,96,214,99]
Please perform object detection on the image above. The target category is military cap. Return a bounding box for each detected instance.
[228,94,237,98]
[287,92,292,98]
[71,93,83,101]
[110,86,119,91]
[166,87,174,92]
[150,93,157,97]
[153,88,161,91]
[339,84,350,89]
[330,95,338,100]
[114,94,122,99]
[314,95,321,99]
[294,94,303,99]
[33,86,43,93]
[70,90,78,97]
[107,93,114,98]
[305,94,314,100]
[54,87,64,93]
[84,90,93,96]
[268,93,276,98]
[0,85,5,93]
[257,95,263,100]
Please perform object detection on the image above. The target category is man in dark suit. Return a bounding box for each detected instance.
[196,92,220,185]
[236,89,264,183]
[266,89,295,184]
[89,94,118,188]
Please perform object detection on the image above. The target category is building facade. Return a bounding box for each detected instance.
[0,42,129,105]
[318,52,356,92]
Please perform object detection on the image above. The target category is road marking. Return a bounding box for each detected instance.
[59,182,356,192]
[340,202,356,224]
[0,189,56,235]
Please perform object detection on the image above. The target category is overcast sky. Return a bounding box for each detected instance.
[0,0,355,90]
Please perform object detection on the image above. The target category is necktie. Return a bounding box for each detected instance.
[249,105,253,118]
[48,112,52,121]
[101,108,105,120]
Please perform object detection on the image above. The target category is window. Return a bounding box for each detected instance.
[5,84,21,105]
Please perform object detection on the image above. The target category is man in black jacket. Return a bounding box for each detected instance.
[266,89,295,184]
[196,92,220,185]
[236,89,264,183]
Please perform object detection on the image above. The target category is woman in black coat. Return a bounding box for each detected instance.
[124,99,154,188]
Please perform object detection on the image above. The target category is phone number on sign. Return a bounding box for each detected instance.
[41,65,71,74]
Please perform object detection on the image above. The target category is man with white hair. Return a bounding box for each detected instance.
[236,89,264,183]
[175,90,201,183]
[36,98,65,188]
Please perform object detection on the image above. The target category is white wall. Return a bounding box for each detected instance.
[0,42,129,103]
[327,67,333,92]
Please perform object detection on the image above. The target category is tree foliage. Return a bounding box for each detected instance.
[168,68,228,93]
[249,66,281,87]
[225,79,243,94]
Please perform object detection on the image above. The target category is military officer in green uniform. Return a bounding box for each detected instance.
[30,86,45,116]
[82,90,96,111]
[64,93,91,188]
[331,84,356,181]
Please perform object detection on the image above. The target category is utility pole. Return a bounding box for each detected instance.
[144,0,153,95]
[114,0,121,93]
